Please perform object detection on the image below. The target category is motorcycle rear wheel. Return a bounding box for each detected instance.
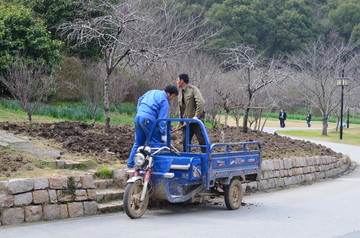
[124,180,149,219]
[224,178,243,210]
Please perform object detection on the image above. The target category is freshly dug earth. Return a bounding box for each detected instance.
[0,151,33,176]
[0,121,342,177]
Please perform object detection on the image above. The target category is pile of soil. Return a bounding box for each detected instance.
[0,151,33,175]
[0,121,342,177]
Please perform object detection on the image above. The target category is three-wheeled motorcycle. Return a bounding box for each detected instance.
[124,118,261,219]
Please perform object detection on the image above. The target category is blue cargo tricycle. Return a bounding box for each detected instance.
[124,118,261,219]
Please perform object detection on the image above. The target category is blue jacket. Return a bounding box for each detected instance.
[136,90,169,135]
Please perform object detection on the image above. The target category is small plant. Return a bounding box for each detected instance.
[64,176,77,200]
[73,162,88,170]
[33,161,57,169]
[95,165,114,179]
[116,103,136,115]
[98,198,110,204]
[115,207,124,212]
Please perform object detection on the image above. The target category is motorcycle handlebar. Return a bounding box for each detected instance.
[151,146,171,156]
[151,146,180,156]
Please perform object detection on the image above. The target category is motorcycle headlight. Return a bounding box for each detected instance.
[134,153,146,166]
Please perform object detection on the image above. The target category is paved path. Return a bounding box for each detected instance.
[262,126,324,134]
[0,130,26,146]
[0,130,62,159]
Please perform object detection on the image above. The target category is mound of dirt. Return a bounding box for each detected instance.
[0,151,33,176]
[0,121,342,177]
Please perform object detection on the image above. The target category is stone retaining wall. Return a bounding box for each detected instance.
[244,156,352,192]
[0,175,97,226]
[0,156,352,226]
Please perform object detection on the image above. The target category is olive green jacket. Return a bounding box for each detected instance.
[178,84,205,120]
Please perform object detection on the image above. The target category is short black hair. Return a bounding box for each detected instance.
[178,73,189,84]
[164,85,179,95]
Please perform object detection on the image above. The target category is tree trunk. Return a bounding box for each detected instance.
[91,104,100,126]
[321,115,328,136]
[235,116,240,128]
[242,107,250,133]
[335,116,340,132]
[224,112,229,128]
[28,112,32,126]
[104,73,111,133]
[243,70,252,133]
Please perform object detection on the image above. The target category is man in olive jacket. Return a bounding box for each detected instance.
[176,73,206,152]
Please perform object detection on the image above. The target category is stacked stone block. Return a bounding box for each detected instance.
[0,157,352,226]
[243,156,351,192]
[0,175,97,226]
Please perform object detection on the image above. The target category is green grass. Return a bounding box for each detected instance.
[279,126,360,146]
[33,161,57,169]
[2,100,359,146]
[0,106,63,123]
[95,165,114,179]
[265,112,360,124]
[0,100,211,127]
[1,99,104,121]
[114,102,137,115]
[98,198,110,204]
[0,100,135,126]
[72,162,88,170]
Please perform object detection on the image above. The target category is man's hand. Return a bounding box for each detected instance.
[190,116,198,123]
[161,135,167,143]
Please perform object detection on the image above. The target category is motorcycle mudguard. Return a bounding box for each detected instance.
[126,176,143,184]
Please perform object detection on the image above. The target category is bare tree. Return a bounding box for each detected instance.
[288,40,360,135]
[58,0,214,132]
[63,59,104,125]
[221,45,288,133]
[109,69,136,116]
[0,56,55,124]
[146,52,225,126]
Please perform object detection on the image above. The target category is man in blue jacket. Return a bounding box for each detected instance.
[127,85,178,168]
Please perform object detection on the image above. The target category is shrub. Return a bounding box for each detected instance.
[95,166,113,179]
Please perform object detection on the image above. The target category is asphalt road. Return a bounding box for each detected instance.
[1,128,359,238]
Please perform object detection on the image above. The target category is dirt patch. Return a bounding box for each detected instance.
[0,151,34,176]
[207,127,342,160]
[0,121,342,178]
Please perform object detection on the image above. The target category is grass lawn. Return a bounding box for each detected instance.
[2,106,359,146]
[279,126,360,146]
[220,116,360,146]
[0,106,133,126]
[0,107,64,123]
[262,118,360,146]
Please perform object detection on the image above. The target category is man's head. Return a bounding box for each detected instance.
[164,85,178,101]
[177,73,189,88]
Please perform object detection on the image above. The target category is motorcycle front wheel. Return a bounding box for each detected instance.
[124,180,149,219]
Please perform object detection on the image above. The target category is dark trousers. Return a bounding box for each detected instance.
[182,123,206,153]
[280,119,286,128]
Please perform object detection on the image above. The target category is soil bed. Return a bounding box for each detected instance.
[0,121,342,177]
